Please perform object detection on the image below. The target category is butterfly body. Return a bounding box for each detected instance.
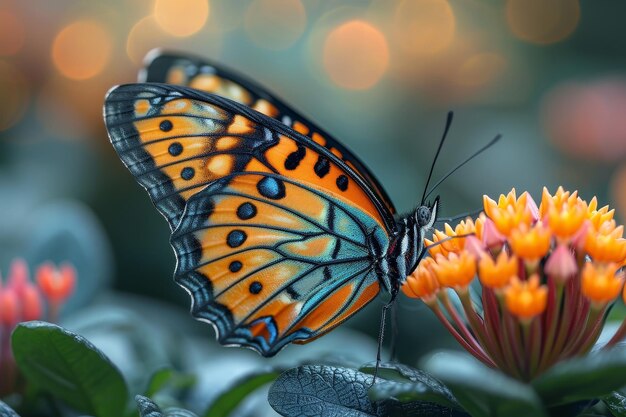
[104,52,438,356]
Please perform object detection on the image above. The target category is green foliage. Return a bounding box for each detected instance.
[531,347,626,406]
[422,351,547,417]
[203,370,281,417]
[8,321,280,417]
[11,321,129,417]
[268,364,461,417]
[269,350,626,417]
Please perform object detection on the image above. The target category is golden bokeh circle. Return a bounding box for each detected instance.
[0,61,29,131]
[244,0,307,50]
[51,20,112,80]
[393,0,455,56]
[154,0,210,37]
[0,10,25,56]
[506,0,580,45]
[323,20,389,90]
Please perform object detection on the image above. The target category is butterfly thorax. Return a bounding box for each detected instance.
[376,200,439,296]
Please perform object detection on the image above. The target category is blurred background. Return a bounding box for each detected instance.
[1,0,626,411]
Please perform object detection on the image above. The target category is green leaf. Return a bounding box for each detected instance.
[0,401,20,417]
[11,321,129,417]
[532,347,626,406]
[145,368,196,398]
[135,396,198,417]
[268,365,377,417]
[268,365,457,417]
[146,369,175,398]
[203,369,280,417]
[363,363,461,411]
[423,351,547,417]
[605,392,626,417]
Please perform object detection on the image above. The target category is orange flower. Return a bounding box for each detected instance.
[545,197,587,242]
[504,275,548,321]
[425,218,476,257]
[478,251,517,290]
[483,190,535,236]
[403,257,439,303]
[581,262,624,305]
[586,197,615,229]
[509,224,552,261]
[431,251,477,290]
[584,223,626,264]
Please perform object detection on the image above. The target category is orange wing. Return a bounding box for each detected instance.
[103,83,394,355]
[170,172,387,355]
[104,83,395,233]
[141,50,396,216]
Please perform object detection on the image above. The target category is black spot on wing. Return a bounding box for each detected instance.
[336,175,348,191]
[314,155,330,178]
[181,167,195,180]
[168,142,183,156]
[227,230,247,248]
[257,176,285,200]
[237,202,257,220]
[284,144,306,170]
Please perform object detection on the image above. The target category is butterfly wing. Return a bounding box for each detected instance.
[141,50,396,216]
[105,83,395,232]
[171,172,388,355]
[104,83,394,355]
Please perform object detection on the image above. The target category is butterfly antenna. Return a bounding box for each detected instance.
[421,111,454,205]
[424,134,501,202]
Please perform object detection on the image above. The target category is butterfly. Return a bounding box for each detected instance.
[103,50,441,357]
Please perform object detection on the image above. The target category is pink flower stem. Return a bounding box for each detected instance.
[528,317,543,379]
[537,281,563,372]
[540,277,579,371]
[482,287,507,365]
[431,304,495,367]
[502,307,525,379]
[458,290,503,365]
[49,303,60,324]
[565,306,606,356]
[440,292,494,365]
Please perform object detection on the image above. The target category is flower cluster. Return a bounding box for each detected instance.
[0,259,76,395]
[403,187,626,381]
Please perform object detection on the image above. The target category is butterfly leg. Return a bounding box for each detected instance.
[388,300,399,361]
[374,296,397,382]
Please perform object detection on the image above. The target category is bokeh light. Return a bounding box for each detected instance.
[543,78,626,162]
[52,20,112,80]
[322,20,389,90]
[153,0,209,37]
[244,0,307,50]
[0,61,29,131]
[506,0,580,45]
[456,52,507,88]
[0,10,25,56]
[392,0,455,56]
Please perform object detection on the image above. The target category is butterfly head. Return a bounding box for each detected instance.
[415,196,439,231]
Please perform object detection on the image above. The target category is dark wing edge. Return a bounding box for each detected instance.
[141,49,397,215]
